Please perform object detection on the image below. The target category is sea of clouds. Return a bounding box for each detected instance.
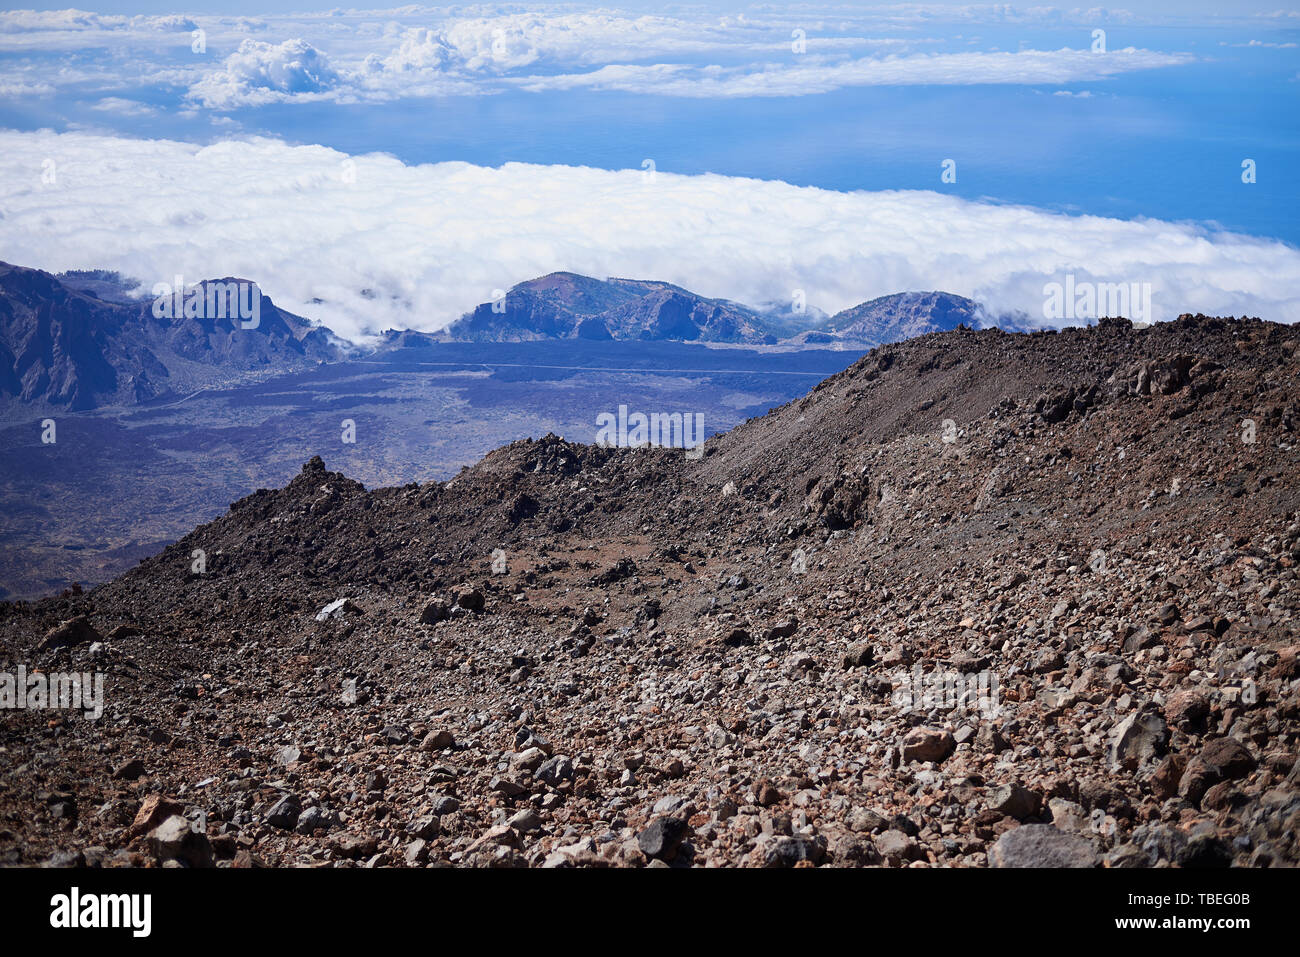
[2,129,1296,340]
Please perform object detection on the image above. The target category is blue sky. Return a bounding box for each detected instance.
[0,3,1298,337]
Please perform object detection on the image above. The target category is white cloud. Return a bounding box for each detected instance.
[0,6,1205,107]
[0,9,204,53]
[514,47,1191,97]
[0,78,54,98]
[437,13,701,70]
[364,26,456,73]
[1219,39,1298,47]
[1,129,1296,340]
[192,42,1193,107]
[90,97,158,116]
[188,38,342,109]
[0,10,197,34]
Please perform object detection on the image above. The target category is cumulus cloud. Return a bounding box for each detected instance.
[1,129,1296,341]
[188,38,341,109]
[223,12,793,101]
[364,27,456,73]
[192,13,733,106]
[421,11,803,69]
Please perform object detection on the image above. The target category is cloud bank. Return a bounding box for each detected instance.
[0,6,1204,107]
[1,129,1296,340]
[513,47,1191,98]
[186,32,1191,107]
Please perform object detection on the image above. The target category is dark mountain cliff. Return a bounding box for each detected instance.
[0,262,346,410]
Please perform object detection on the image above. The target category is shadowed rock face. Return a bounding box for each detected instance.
[0,262,345,410]
[1,312,1297,869]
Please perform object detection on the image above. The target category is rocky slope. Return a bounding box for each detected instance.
[1,314,1297,868]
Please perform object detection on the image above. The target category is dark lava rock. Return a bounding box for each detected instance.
[842,642,874,669]
[264,795,301,831]
[755,834,826,868]
[988,782,1042,820]
[638,816,689,861]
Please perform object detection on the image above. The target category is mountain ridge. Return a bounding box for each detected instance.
[427,271,986,347]
[0,259,1043,413]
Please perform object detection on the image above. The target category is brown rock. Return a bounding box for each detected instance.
[37,615,101,652]
[755,778,784,807]
[129,795,183,839]
[1151,754,1186,800]
[333,833,381,859]
[420,729,455,751]
[902,727,956,763]
[1164,689,1210,728]
[1199,737,1257,779]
